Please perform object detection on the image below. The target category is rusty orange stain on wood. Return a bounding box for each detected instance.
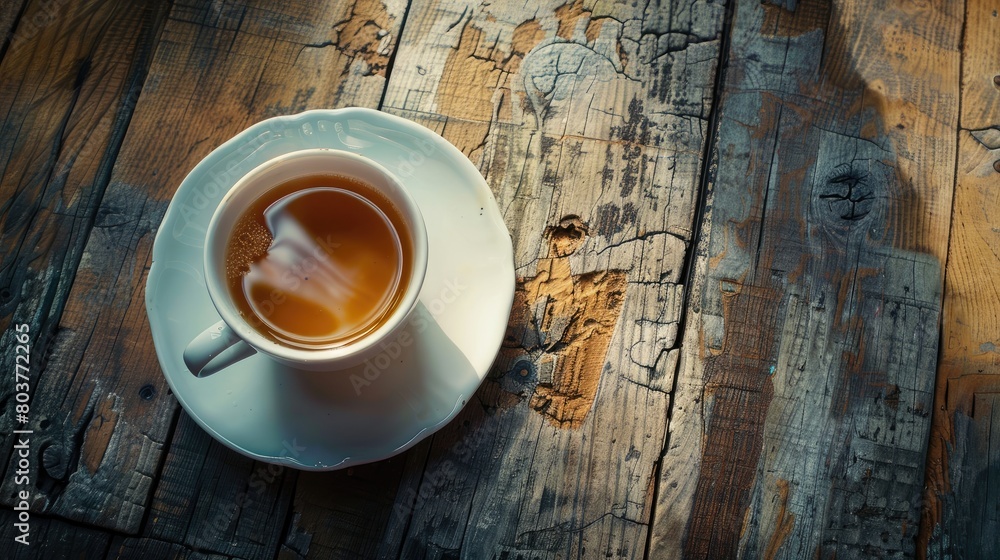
[921,128,1000,551]
[72,381,97,425]
[503,217,627,428]
[760,0,831,38]
[438,25,499,122]
[707,226,730,271]
[785,253,809,284]
[438,17,544,124]
[585,19,603,43]
[333,0,394,75]
[617,42,629,72]
[82,394,119,475]
[685,279,782,559]
[832,267,880,330]
[554,0,588,41]
[762,479,797,560]
[512,19,545,56]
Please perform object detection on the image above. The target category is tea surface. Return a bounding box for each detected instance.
[224,174,411,348]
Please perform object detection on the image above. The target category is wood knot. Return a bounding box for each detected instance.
[818,164,875,222]
[545,215,588,257]
[42,444,67,480]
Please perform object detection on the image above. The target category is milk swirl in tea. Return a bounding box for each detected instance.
[223,174,413,348]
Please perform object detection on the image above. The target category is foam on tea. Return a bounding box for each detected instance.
[223,174,412,348]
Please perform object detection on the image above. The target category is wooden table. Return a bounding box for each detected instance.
[0,0,997,558]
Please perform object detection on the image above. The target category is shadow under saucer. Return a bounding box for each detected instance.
[268,303,480,469]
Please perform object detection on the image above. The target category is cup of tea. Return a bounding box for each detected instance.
[182,148,428,376]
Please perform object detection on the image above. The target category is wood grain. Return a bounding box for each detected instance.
[921,0,1000,556]
[0,0,991,557]
[319,0,723,556]
[650,0,961,557]
[108,536,235,560]
[0,0,27,61]
[0,508,112,559]
[0,0,170,524]
[142,413,296,560]
[1,0,406,535]
[276,456,410,559]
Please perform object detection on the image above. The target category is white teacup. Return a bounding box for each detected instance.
[183,148,428,376]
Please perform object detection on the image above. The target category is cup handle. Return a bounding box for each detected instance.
[183,320,257,377]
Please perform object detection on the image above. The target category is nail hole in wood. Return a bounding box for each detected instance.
[510,359,535,381]
[139,384,157,400]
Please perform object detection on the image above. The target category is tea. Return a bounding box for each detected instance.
[223,174,413,348]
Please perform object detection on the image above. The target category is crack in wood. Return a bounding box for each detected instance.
[513,511,643,552]
[969,126,1000,150]
[819,164,876,221]
[501,216,627,428]
[294,0,394,76]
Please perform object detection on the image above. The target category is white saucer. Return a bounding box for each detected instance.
[145,108,514,470]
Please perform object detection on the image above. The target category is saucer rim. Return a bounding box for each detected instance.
[145,107,514,470]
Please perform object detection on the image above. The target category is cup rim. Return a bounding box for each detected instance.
[202,148,428,367]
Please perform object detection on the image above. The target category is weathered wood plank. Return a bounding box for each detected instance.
[107,536,235,560]
[924,394,1000,560]
[0,0,27,62]
[0,509,112,558]
[954,1,1000,130]
[273,0,723,556]
[142,413,296,560]
[650,0,961,558]
[921,0,1000,555]
[276,454,411,559]
[0,0,170,523]
[1,0,407,535]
